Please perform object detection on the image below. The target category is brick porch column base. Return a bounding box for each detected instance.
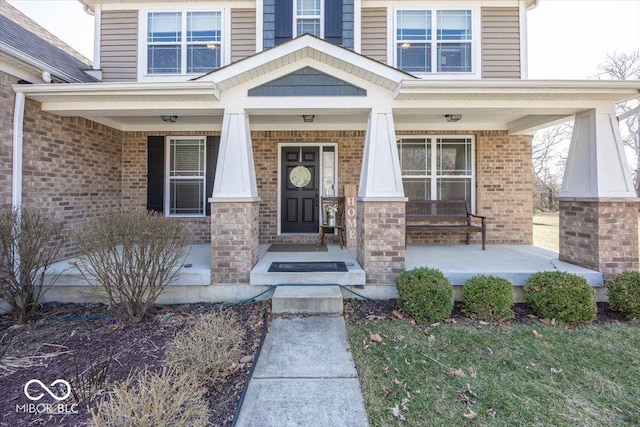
[357,200,406,285]
[559,199,639,278]
[210,201,260,284]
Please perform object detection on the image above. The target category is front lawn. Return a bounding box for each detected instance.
[349,315,640,426]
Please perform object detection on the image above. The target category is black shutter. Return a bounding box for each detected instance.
[205,136,220,216]
[324,0,343,45]
[147,136,164,213]
[274,0,293,45]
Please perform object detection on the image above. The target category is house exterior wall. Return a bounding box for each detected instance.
[121,131,216,244]
[94,3,524,81]
[0,71,15,207]
[251,130,364,243]
[100,10,138,82]
[231,8,257,63]
[251,129,532,246]
[481,7,521,79]
[20,97,124,258]
[360,7,387,63]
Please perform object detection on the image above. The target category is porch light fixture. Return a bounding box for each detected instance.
[302,115,315,123]
[161,115,178,123]
[445,114,462,123]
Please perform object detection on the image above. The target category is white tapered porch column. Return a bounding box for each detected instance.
[209,110,260,284]
[559,107,639,277]
[357,109,407,285]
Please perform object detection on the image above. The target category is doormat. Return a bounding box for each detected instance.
[267,244,328,253]
[268,261,348,273]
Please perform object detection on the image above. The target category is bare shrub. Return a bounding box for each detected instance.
[0,205,63,324]
[164,310,244,386]
[73,211,188,320]
[91,367,210,427]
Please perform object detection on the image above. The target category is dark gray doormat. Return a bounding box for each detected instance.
[267,244,328,252]
[268,261,348,272]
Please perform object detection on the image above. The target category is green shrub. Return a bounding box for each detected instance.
[462,275,515,322]
[606,271,640,321]
[396,267,453,323]
[524,271,597,323]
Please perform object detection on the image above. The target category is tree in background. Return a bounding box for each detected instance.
[532,50,640,209]
[532,124,571,211]
[595,50,640,195]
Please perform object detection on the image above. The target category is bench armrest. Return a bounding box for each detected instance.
[467,213,485,220]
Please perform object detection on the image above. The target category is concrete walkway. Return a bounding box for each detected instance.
[234,316,369,427]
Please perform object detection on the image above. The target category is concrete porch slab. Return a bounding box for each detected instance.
[406,244,604,286]
[250,244,365,286]
[272,285,344,315]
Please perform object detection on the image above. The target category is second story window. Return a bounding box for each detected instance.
[295,0,322,37]
[147,11,221,75]
[396,9,472,74]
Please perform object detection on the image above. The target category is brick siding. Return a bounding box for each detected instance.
[122,131,218,244]
[21,99,124,258]
[560,200,639,277]
[210,201,260,283]
[357,200,406,285]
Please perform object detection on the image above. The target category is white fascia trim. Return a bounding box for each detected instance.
[12,92,25,209]
[12,81,221,99]
[0,42,85,84]
[201,34,414,87]
[395,79,640,101]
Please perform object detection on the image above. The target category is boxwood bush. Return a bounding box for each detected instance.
[396,267,453,323]
[606,271,640,321]
[462,275,515,322]
[523,271,596,323]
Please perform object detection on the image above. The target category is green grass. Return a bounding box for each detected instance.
[349,320,640,427]
[533,212,640,253]
[533,212,560,252]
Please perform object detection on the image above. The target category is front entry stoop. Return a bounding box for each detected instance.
[272,286,343,315]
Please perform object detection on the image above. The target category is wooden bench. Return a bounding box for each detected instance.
[406,200,486,250]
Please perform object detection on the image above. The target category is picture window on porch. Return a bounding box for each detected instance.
[396,9,472,74]
[398,136,475,209]
[147,11,221,75]
[167,137,206,216]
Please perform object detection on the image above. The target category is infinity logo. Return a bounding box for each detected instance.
[24,379,72,401]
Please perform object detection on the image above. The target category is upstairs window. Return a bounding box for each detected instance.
[147,11,221,75]
[295,0,322,37]
[396,9,472,74]
[397,136,475,209]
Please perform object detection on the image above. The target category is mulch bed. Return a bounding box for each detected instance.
[0,301,269,427]
[346,299,628,325]
[1,298,628,426]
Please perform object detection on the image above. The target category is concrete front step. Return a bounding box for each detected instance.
[271,285,344,315]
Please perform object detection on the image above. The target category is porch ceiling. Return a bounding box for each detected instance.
[13,79,639,133]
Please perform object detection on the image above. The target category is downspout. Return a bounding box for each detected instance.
[12,91,25,210]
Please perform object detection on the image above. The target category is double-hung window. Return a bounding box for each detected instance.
[295,0,322,37]
[396,9,472,74]
[147,11,221,75]
[398,136,475,209]
[167,137,206,216]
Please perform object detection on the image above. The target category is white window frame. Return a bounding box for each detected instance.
[294,0,324,38]
[165,136,207,218]
[392,5,480,79]
[397,135,476,212]
[139,7,227,81]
